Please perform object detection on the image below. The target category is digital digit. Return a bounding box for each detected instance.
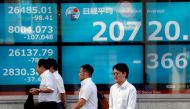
[109,21,124,41]
[165,21,180,40]
[147,53,159,69]
[148,21,162,41]
[128,21,141,41]
[176,53,187,69]
[93,21,107,41]
[161,53,173,69]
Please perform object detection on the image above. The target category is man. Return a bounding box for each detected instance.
[30,59,57,109]
[46,58,67,109]
[72,64,98,109]
[109,63,136,109]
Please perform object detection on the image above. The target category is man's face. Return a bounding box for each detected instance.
[113,68,126,83]
[36,64,40,75]
[79,68,85,81]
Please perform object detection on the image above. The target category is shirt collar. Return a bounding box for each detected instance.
[53,70,58,74]
[40,70,50,78]
[116,80,129,89]
[81,78,92,86]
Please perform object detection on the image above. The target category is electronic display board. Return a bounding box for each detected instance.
[1,1,190,95]
[0,46,57,85]
[147,45,190,84]
[62,45,143,85]
[62,2,142,42]
[145,45,190,93]
[147,2,190,42]
[0,3,57,43]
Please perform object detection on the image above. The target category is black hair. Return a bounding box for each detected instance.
[46,58,58,70]
[38,59,48,69]
[113,63,129,79]
[81,64,94,77]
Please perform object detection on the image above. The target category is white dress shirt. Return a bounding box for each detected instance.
[53,71,66,103]
[109,80,136,109]
[38,70,58,102]
[79,78,98,109]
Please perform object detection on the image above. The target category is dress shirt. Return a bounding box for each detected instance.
[109,80,136,109]
[38,70,57,102]
[53,71,66,103]
[79,78,98,109]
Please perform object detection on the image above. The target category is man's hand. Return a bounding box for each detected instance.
[29,88,39,95]
[71,98,86,109]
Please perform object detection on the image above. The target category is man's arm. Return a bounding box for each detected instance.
[72,98,86,109]
[127,88,137,109]
[30,88,53,95]
[60,93,67,108]
[38,88,54,93]
[109,89,113,109]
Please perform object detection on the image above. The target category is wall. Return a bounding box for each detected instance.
[1,94,190,109]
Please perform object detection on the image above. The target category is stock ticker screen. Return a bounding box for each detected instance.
[62,3,142,42]
[0,3,57,42]
[0,46,57,85]
[1,1,190,94]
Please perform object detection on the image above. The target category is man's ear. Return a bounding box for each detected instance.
[123,72,127,78]
[84,72,89,77]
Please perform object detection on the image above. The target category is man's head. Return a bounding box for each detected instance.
[46,58,58,73]
[79,64,94,81]
[36,59,48,75]
[112,63,129,84]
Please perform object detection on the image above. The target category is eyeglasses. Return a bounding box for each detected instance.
[112,71,122,76]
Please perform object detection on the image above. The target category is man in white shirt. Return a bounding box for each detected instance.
[109,63,137,109]
[30,59,57,109]
[47,58,67,109]
[72,64,98,109]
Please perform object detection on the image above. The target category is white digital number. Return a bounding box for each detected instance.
[2,68,38,76]
[3,68,27,76]
[25,77,36,83]
[147,53,188,69]
[148,21,180,41]
[128,21,141,41]
[93,21,107,41]
[8,26,53,34]
[161,53,173,69]
[148,21,162,40]
[176,53,188,68]
[30,57,40,63]
[42,49,54,56]
[30,68,37,76]
[109,21,124,41]
[165,21,180,40]
[8,49,53,57]
[147,53,158,69]
[8,6,52,14]
[35,26,53,34]
[93,21,140,41]
[8,26,32,34]
[8,49,38,57]
[93,20,180,41]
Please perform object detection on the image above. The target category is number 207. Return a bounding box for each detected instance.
[92,21,141,41]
